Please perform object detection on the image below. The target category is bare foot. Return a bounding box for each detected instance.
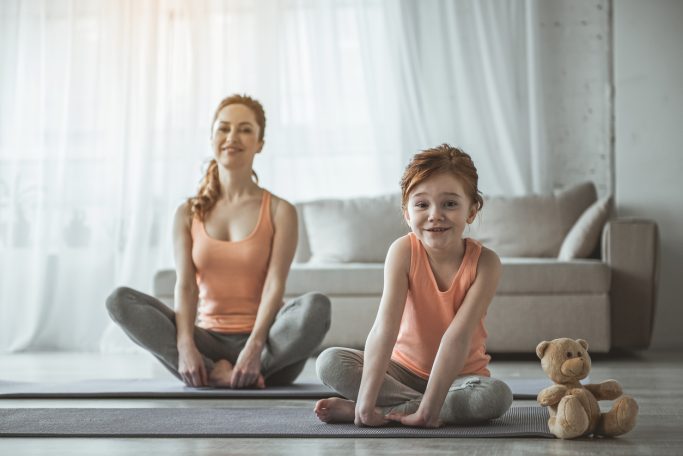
[314,397,356,423]
[254,374,266,389]
[208,359,234,387]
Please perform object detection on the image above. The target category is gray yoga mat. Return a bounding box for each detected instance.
[0,406,553,438]
[0,377,551,399]
[0,377,552,399]
[0,379,337,399]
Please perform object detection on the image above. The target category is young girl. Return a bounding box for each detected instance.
[314,144,512,427]
[107,94,330,389]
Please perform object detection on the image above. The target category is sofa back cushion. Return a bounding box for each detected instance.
[296,193,408,263]
[467,182,597,257]
[558,195,613,260]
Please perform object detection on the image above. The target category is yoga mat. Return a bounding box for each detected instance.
[0,379,337,399]
[0,378,554,399]
[0,406,553,438]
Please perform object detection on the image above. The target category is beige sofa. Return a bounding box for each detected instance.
[154,182,659,354]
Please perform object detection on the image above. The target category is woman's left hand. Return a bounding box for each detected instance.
[230,341,264,389]
[385,410,443,428]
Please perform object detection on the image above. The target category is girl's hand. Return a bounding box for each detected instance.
[178,344,208,387]
[230,341,264,389]
[385,410,443,428]
[354,405,389,427]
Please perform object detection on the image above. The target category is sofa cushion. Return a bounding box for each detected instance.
[300,193,409,263]
[558,195,613,260]
[496,258,610,294]
[467,182,597,257]
[285,258,610,296]
[286,263,385,295]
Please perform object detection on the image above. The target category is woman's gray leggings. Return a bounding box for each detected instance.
[316,347,512,424]
[106,287,331,386]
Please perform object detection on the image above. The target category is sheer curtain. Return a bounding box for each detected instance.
[0,0,546,352]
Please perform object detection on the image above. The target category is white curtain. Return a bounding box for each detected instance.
[0,0,546,352]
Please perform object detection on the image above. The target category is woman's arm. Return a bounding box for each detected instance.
[172,203,206,387]
[392,247,501,427]
[230,196,298,388]
[355,236,411,426]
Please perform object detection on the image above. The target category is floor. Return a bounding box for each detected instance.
[0,350,681,455]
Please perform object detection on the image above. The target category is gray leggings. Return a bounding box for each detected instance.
[316,347,512,424]
[106,287,331,386]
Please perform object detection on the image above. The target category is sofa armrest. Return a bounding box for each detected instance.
[602,218,659,349]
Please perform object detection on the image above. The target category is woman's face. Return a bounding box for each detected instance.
[404,172,477,251]
[211,103,263,171]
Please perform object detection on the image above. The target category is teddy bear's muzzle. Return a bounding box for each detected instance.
[560,357,589,379]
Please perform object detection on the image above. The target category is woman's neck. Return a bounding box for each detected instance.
[217,166,260,201]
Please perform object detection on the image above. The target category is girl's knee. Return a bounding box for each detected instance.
[443,377,512,423]
[486,378,513,419]
[315,347,344,384]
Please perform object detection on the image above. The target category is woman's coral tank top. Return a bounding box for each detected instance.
[391,232,491,379]
[191,190,273,333]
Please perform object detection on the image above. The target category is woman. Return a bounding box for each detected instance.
[107,94,331,388]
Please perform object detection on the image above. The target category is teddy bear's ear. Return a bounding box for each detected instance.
[577,339,589,350]
[536,341,550,359]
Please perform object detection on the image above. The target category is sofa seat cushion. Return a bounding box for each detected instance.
[498,258,610,294]
[287,263,385,296]
[286,258,610,296]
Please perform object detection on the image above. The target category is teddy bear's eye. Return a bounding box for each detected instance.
[566,352,572,358]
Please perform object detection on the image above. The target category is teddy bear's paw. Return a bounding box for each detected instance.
[601,380,623,398]
[599,395,639,436]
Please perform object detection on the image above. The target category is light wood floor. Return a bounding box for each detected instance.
[0,350,681,455]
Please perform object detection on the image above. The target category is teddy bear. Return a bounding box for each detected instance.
[536,337,639,439]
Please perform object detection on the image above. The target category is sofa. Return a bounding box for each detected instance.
[153,182,659,354]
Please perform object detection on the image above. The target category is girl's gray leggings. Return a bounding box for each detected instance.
[106,287,331,386]
[316,347,512,424]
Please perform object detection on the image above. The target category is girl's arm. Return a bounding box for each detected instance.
[391,247,501,427]
[355,236,411,426]
[230,197,298,388]
[172,203,206,387]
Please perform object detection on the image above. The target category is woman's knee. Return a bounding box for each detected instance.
[303,292,331,325]
[105,286,138,321]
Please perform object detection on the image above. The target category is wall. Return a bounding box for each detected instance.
[538,0,612,197]
[614,0,683,350]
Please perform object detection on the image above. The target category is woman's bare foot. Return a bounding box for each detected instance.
[254,374,266,389]
[314,397,356,423]
[208,359,234,387]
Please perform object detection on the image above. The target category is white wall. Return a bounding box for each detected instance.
[538,0,613,197]
[614,0,683,350]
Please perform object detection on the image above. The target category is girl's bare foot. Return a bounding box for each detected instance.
[314,397,356,423]
[208,359,234,387]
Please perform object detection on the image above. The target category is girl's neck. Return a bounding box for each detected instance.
[217,166,260,201]
[422,237,466,264]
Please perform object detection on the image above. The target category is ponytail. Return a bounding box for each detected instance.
[188,159,221,221]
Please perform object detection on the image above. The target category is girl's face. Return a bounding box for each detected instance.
[211,103,263,171]
[404,172,477,251]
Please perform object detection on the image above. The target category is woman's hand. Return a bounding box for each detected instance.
[354,405,389,427]
[178,343,208,387]
[230,340,264,389]
[385,410,443,428]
